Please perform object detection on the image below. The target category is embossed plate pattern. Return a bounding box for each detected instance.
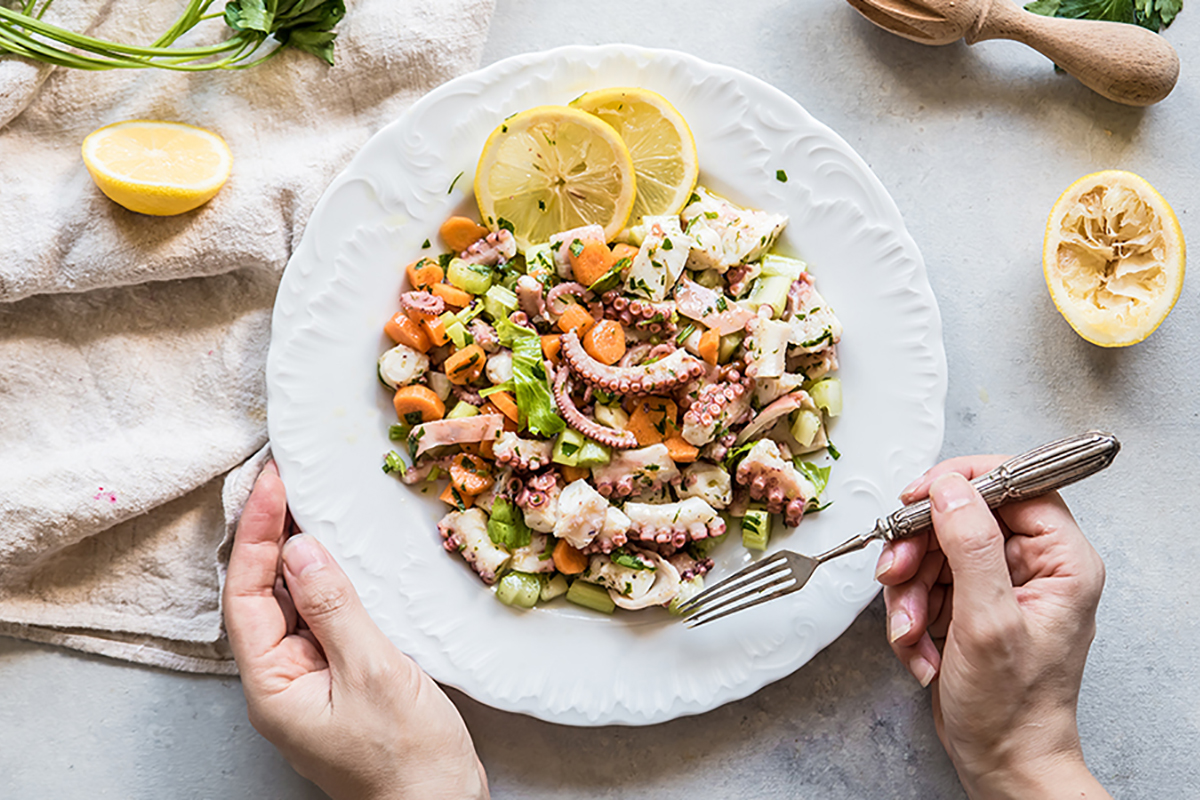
[267,45,946,726]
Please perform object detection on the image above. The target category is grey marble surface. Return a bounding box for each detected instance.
[3,1,1198,797]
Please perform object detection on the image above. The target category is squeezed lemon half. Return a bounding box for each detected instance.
[82,120,232,216]
[570,87,699,228]
[474,105,636,249]
[1043,170,1185,347]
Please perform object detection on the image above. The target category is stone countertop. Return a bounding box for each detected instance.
[2,1,1197,797]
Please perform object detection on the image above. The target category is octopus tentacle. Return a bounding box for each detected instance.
[734,440,814,527]
[560,330,705,396]
[600,291,677,334]
[516,275,547,323]
[451,384,484,406]
[400,290,444,319]
[461,229,517,266]
[469,319,499,353]
[545,282,589,318]
[552,366,638,450]
[681,379,754,446]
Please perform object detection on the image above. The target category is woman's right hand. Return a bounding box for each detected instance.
[875,457,1112,799]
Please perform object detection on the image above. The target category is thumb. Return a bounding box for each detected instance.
[928,473,1019,624]
[281,533,388,676]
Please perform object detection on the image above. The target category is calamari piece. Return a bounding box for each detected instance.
[734,439,818,527]
[438,508,509,584]
[609,551,681,611]
[581,552,658,603]
[735,390,813,445]
[623,215,691,302]
[743,311,791,379]
[554,479,613,550]
[591,444,680,499]
[673,277,755,335]
[412,414,505,458]
[551,224,606,278]
[560,329,705,396]
[377,343,429,389]
[508,533,556,574]
[754,373,806,407]
[678,462,732,509]
[680,187,787,273]
[786,273,843,352]
[493,430,555,472]
[624,497,725,549]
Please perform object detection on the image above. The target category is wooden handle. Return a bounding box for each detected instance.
[970,0,1179,106]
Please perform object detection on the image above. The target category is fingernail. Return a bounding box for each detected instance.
[899,473,925,501]
[910,656,937,688]
[283,534,328,576]
[874,546,894,580]
[930,473,973,514]
[888,609,912,643]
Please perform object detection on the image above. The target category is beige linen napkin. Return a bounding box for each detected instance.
[0,0,496,673]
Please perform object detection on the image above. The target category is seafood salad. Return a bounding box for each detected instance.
[378,102,843,615]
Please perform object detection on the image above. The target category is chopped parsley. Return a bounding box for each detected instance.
[569,238,585,258]
[675,323,696,345]
[611,549,654,571]
[497,217,515,233]
[421,239,431,249]
[661,237,673,251]
[776,169,788,183]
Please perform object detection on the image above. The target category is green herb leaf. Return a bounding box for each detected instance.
[569,238,585,258]
[497,217,515,233]
[776,169,788,183]
[611,549,654,571]
[793,460,832,497]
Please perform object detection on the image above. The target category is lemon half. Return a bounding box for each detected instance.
[570,87,699,228]
[1044,170,1185,347]
[474,105,636,249]
[82,120,232,216]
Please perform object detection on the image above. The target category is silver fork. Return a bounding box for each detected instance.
[678,430,1120,627]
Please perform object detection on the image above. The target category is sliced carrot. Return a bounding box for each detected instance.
[440,216,490,253]
[385,312,432,353]
[421,316,450,347]
[480,401,518,432]
[393,384,445,423]
[487,390,519,422]
[439,481,475,510]
[664,434,699,463]
[406,258,444,291]
[477,438,495,459]
[541,334,562,366]
[611,243,639,262]
[432,282,474,307]
[625,396,678,446]
[569,240,618,288]
[583,319,626,366]
[560,465,591,484]
[556,304,595,337]
[697,326,721,366]
[552,538,589,575]
[450,453,495,496]
[444,344,486,385]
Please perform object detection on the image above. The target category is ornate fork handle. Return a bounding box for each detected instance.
[877,431,1121,543]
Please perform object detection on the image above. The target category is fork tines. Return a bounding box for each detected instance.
[677,551,802,627]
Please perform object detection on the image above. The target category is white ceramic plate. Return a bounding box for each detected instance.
[267,44,946,726]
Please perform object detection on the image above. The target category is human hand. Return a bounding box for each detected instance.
[875,456,1111,800]
[223,463,489,800]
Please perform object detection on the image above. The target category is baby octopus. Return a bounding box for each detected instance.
[599,291,678,334]
[681,379,754,446]
[560,329,705,396]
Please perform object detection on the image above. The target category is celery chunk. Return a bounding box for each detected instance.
[496,572,543,609]
[541,574,569,602]
[718,332,744,364]
[747,275,793,319]
[483,284,519,322]
[575,439,612,468]
[790,408,822,448]
[668,576,706,615]
[566,580,615,614]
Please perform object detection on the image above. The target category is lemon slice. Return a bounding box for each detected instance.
[570,87,699,227]
[1044,170,1185,347]
[82,120,232,216]
[475,105,636,249]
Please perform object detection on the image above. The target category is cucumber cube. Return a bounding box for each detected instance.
[446,400,480,420]
[496,572,543,609]
[552,428,586,467]
[742,509,771,551]
[760,254,806,280]
[809,377,843,417]
[575,439,612,468]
